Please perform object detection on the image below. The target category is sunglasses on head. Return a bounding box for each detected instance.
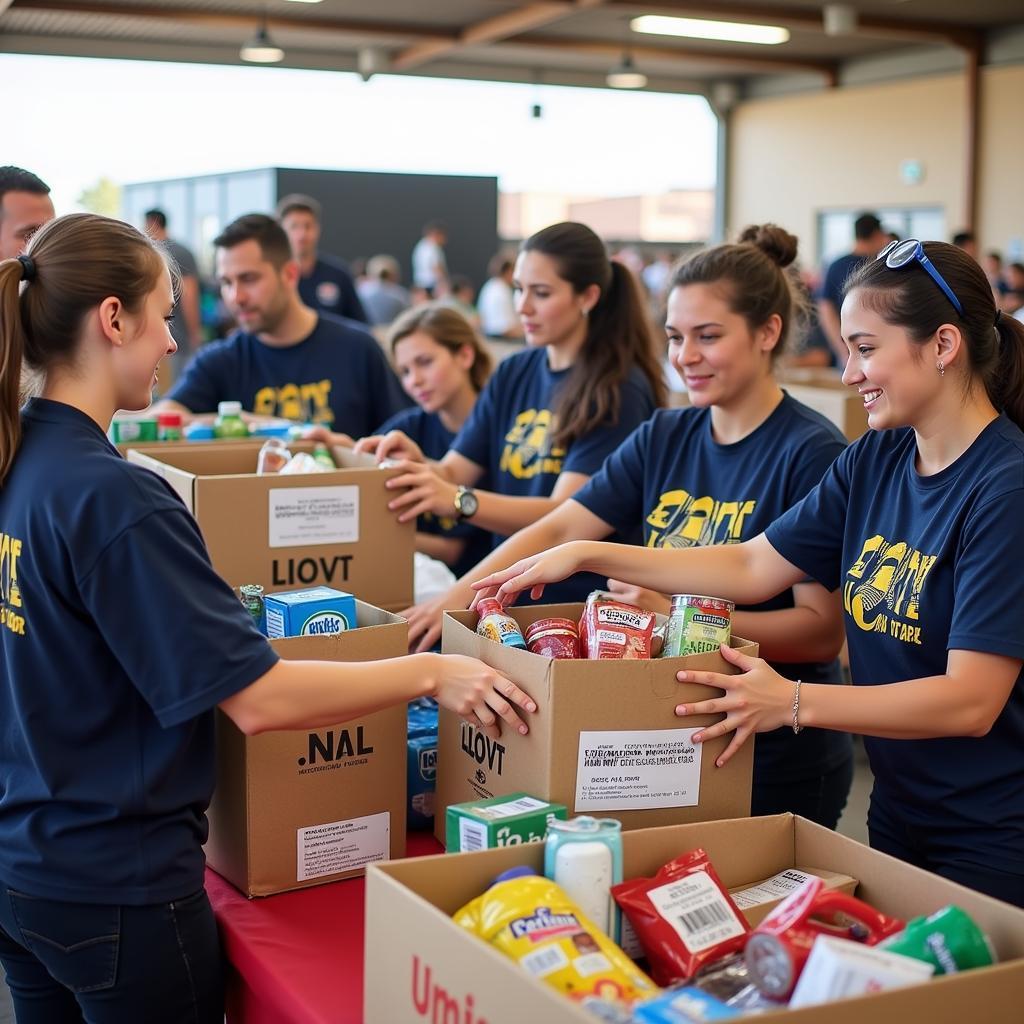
[876,239,963,316]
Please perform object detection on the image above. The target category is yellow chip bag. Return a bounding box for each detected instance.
[453,867,658,1011]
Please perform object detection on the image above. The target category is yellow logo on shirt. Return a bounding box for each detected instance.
[499,409,566,480]
[0,531,26,637]
[843,535,937,646]
[645,489,756,548]
[253,379,333,424]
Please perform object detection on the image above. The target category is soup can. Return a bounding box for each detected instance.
[663,594,734,657]
[524,617,580,659]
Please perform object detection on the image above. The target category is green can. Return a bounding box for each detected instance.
[879,905,995,974]
[110,416,159,443]
[663,593,734,657]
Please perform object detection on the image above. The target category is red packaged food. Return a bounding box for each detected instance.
[611,848,750,986]
[579,591,656,660]
[524,617,580,659]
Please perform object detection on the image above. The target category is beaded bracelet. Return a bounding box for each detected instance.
[791,680,803,734]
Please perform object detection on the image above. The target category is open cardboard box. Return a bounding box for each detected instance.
[205,600,408,897]
[365,813,1024,1023]
[435,604,757,842]
[779,373,868,442]
[127,441,414,611]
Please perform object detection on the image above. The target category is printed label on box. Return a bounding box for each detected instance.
[296,810,389,881]
[575,729,702,811]
[269,486,359,548]
[732,869,816,910]
[470,796,550,820]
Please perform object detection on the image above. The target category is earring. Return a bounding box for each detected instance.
[937,360,945,377]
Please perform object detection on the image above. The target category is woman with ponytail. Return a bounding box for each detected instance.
[481,240,1024,906]
[0,214,534,1022]
[358,221,665,648]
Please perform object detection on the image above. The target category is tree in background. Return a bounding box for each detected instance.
[77,177,121,217]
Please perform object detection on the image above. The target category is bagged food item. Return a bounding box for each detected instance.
[453,867,658,1013]
[744,876,904,1001]
[279,451,327,475]
[612,849,750,986]
[579,592,656,660]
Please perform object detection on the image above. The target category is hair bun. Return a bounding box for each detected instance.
[737,223,798,269]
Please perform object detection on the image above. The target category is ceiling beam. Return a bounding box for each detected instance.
[391,1,605,73]
[611,1,983,49]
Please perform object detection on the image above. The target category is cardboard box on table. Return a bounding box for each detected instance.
[434,604,757,844]
[778,369,868,442]
[205,600,407,897]
[365,813,1024,1024]
[127,442,414,612]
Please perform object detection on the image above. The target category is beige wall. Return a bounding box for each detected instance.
[728,66,1023,267]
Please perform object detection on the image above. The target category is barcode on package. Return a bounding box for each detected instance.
[474,796,549,820]
[732,869,815,909]
[520,945,568,978]
[647,870,746,953]
[458,818,487,852]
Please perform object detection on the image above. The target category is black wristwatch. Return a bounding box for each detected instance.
[454,485,479,520]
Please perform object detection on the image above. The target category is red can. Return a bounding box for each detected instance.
[524,617,580,659]
[744,877,905,1000]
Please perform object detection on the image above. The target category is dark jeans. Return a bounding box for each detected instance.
[751,753,855,830]
[0,885,224,1024]
[868,795,1024,908]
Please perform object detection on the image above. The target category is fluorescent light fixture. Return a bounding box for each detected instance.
[607,54,647,89]
[240,25,284,63]
[631,15,790,46]
[284,0,324,4]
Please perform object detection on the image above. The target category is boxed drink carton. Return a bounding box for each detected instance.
[127,442,414,611]
[435,604,758,843]
[264,586,358,638]
[446,794,569,853]
[205,600,407,897]
[364,813,1024,1024]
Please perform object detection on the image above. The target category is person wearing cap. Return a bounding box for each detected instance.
[275,193,368,323]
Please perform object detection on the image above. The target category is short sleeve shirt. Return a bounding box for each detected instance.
[574,396,852,780]
[377,406,493,578]
[766,417,1024,868]
[298,254,368,324]
[819,252,866,313]
[0,400,279,904]
[168,313,411,436]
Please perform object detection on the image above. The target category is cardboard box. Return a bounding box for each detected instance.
[205,600,408,897]
[782,378,868,442]
[127,442,414,612]
[435,604,757,843]
[364,813,1024,1024]
[729,866,859,928]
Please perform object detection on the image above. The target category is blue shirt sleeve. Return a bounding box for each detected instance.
[948,489,1024,659]
[562,376,656,476]
[571,418,651,535]
[76,506,279,728]
[451,373,499,470]
[765,446,853,592]
[166,339,234,412]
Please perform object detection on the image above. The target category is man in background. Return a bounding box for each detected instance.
[144,209,203,382]
[276,193,367,323]
[412,221,449,298]
[358,255,411,326]
[0,166,54,261]
[817,212,889,364]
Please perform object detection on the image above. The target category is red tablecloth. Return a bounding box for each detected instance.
[206,832,443,1024]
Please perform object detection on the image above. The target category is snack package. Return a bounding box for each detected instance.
[612,849,750,986]
[453,867,658,1012]
[579,591,656,660]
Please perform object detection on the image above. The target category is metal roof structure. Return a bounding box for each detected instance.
[1,1,1021,96]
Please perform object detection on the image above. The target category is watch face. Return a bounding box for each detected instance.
[457,488,479,517]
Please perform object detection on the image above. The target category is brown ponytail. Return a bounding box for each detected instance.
[388,302,493,393]
[520,222,666,450]
[0,212,167,487]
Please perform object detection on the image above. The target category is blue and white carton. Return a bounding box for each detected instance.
[264,586,358,639]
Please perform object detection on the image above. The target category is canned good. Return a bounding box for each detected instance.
[664,594,734,657]
[525,617,580,659]
[238,584,266,634]
[879,905,995,975]
[157,411,183,442]
[110,416,159,443]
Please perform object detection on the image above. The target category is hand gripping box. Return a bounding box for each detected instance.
[204,600,407,897]
[127,442,414,612]
[365,813,1024,1024]
[434,604,757,844]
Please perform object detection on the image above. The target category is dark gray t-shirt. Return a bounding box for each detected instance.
[165,239,199,353]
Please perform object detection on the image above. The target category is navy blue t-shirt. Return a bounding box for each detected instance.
[377,406,493,579]
[766,417,1024,870]
[574,396,852,782]
[168,312,410,436]
[819,252,866,314]
[298,254,368,324]
[451,347,657,602]
[0,400,279,904]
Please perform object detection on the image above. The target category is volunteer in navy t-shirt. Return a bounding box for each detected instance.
[765,416,1024,876]
[573,395,853,806]
[0,399,278,903]
[168,311,410,436]
[377,405,493,579]
[451,346,657,602]
[299,253,368,324]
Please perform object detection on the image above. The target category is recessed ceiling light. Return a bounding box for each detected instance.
[631,15,790,46]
